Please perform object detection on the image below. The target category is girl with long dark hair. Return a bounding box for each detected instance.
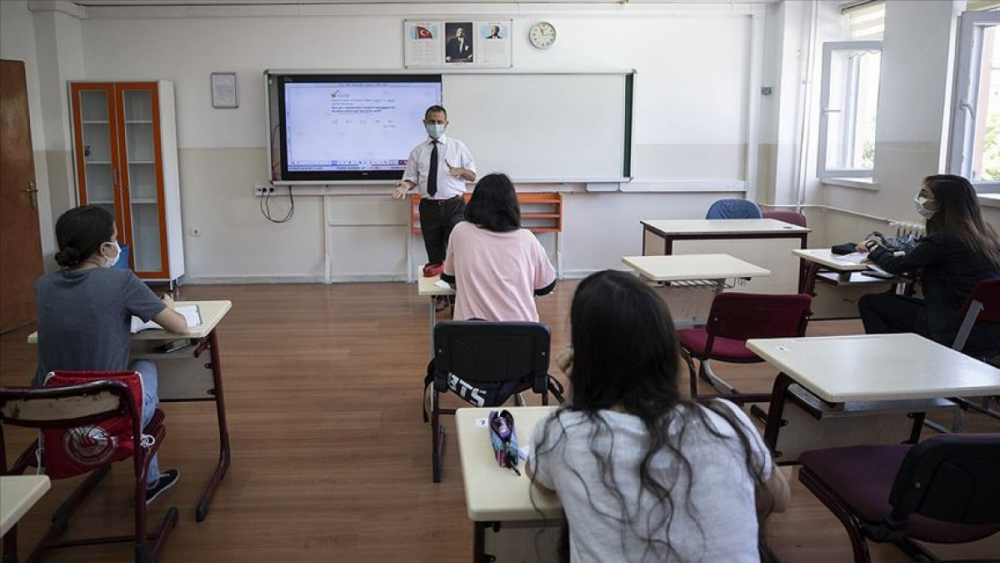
[858,175,1000,357]
[441,173,556,321]
[528,270,788,562]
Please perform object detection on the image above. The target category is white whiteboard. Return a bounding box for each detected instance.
[442,73,631,181]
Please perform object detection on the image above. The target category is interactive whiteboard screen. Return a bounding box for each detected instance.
[277,74,441,181]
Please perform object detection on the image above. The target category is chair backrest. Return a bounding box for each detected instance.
[889,433,1000,526]
[705,199,763,220]
[0,380,137,473]
[433,321,551,384]
[762,210,807,228]
[952,278,1000,352]
[706,292,812,342]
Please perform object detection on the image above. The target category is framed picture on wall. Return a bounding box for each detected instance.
[404,19,512,68]
[211,72,239,109]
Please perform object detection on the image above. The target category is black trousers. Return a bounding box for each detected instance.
[858,292,929,336]
[419,196,465,265]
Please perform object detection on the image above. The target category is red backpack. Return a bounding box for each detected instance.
[41,371,145,479]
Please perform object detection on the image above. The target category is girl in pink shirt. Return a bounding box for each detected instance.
[442,173,557,321]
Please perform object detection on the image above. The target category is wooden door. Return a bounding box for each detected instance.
[0,60,44,333]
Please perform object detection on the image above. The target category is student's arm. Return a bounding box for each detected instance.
[153,294,189,335]
[525,459,555,493]
[866,235,947,275]
[762,464,791,514]
[531,235,557,296]
[441,228,457,287]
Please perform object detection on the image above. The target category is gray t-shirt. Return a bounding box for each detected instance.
[33,268,165,386]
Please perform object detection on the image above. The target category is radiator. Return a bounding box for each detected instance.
[889,220,925,238]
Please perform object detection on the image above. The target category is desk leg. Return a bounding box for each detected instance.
[196,330,231,523]
[429,298,437,357]
[804,262,821,296]
[473,521,488,563]
[763,372,794,457]
[798,233,808,294]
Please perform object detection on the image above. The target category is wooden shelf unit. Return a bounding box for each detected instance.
[409,192,563,235]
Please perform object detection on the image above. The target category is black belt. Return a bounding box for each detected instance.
[422,195,463,205]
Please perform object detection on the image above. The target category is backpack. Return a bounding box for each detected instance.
[40,371,147,479]
[421,359,565,421]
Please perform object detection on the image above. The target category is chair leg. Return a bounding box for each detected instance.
[431,390,442,483]
[681,349,699,399]
[137,507,179,563]
[799,468,872,563]
[26,465,112,563]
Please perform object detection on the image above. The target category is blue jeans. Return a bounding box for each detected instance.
[129,360,161,487]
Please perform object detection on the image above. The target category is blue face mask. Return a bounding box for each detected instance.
[425,123,445,139]
[914,194,935,220]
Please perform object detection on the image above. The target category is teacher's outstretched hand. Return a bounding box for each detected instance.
[392,180,414,200]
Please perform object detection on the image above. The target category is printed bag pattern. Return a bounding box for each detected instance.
[41,371,144,479]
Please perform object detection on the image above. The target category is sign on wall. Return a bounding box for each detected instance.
[404,20,513,68]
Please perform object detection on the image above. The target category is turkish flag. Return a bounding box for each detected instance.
[416,26,433,39]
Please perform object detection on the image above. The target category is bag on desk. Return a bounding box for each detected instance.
[831,242,858,255]
[40,371,146,479]
[865,231,919,254]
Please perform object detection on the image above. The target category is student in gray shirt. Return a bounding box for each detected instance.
[34,205,189,505]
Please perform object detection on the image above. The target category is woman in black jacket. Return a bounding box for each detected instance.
[857,175,1000,358]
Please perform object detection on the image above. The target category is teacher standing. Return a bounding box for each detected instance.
[392,105,477,284]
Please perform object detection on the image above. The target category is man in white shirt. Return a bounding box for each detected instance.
[392,105,477,279]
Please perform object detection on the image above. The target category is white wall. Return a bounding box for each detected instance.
[65,2,761,281]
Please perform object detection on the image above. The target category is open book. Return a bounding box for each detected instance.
[130,305,202,334]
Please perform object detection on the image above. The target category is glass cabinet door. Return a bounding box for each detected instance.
[118,85,165,275]
[72,85,119,230]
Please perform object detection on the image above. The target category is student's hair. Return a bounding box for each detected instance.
[923,174,1000,269]
[530,270,775,560]
[425,105,447,120]
[464,173,521,232]
[54,205,115,268]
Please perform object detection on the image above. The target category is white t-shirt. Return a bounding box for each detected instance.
[529,400,771,563]
[443,222,556,322]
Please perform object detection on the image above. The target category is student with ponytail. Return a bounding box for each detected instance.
[858,175,1000,358]
[527,270,788,562]
[34,205,188,504]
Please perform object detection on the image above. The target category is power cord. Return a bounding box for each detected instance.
[260,187,294,223]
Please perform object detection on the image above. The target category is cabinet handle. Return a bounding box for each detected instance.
[23,181,38,210]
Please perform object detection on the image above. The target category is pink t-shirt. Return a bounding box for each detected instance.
[443,222,557,322]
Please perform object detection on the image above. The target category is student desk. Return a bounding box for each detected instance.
[1,475,51,535]
[29,300,232,522]
[640,219,810,292]
[747,333,1000,464]
[416,266,455,354]
[455,406,562,563]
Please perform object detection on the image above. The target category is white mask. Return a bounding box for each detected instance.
[425,123,445,139]
[914,194,935,220]
[102,241,121,268]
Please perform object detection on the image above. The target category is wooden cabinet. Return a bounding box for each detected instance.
[70,81,184,283]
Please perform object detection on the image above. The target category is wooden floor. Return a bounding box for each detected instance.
[1,281,997,562]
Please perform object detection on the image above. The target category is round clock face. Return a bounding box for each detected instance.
[529,22,556,50]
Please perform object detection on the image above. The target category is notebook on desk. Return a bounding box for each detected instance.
[130,305,202,333]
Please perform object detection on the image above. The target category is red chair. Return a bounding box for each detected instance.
[934,278,1000,432]
[1,376,178,563]
[798,434,1000,562]
[762,210,807,228]
[677,292,812,402]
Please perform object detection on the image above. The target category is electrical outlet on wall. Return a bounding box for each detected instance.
[253,185,275,197]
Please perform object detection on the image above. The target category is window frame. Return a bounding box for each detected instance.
[948,10,1000,194]
[817,40,883,179]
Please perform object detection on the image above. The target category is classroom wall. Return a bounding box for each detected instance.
[10,1,765,282]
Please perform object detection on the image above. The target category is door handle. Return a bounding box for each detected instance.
[23,181,38,210]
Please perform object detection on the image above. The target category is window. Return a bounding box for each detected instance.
[948,10,1000,193]
[817,41,883,178]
